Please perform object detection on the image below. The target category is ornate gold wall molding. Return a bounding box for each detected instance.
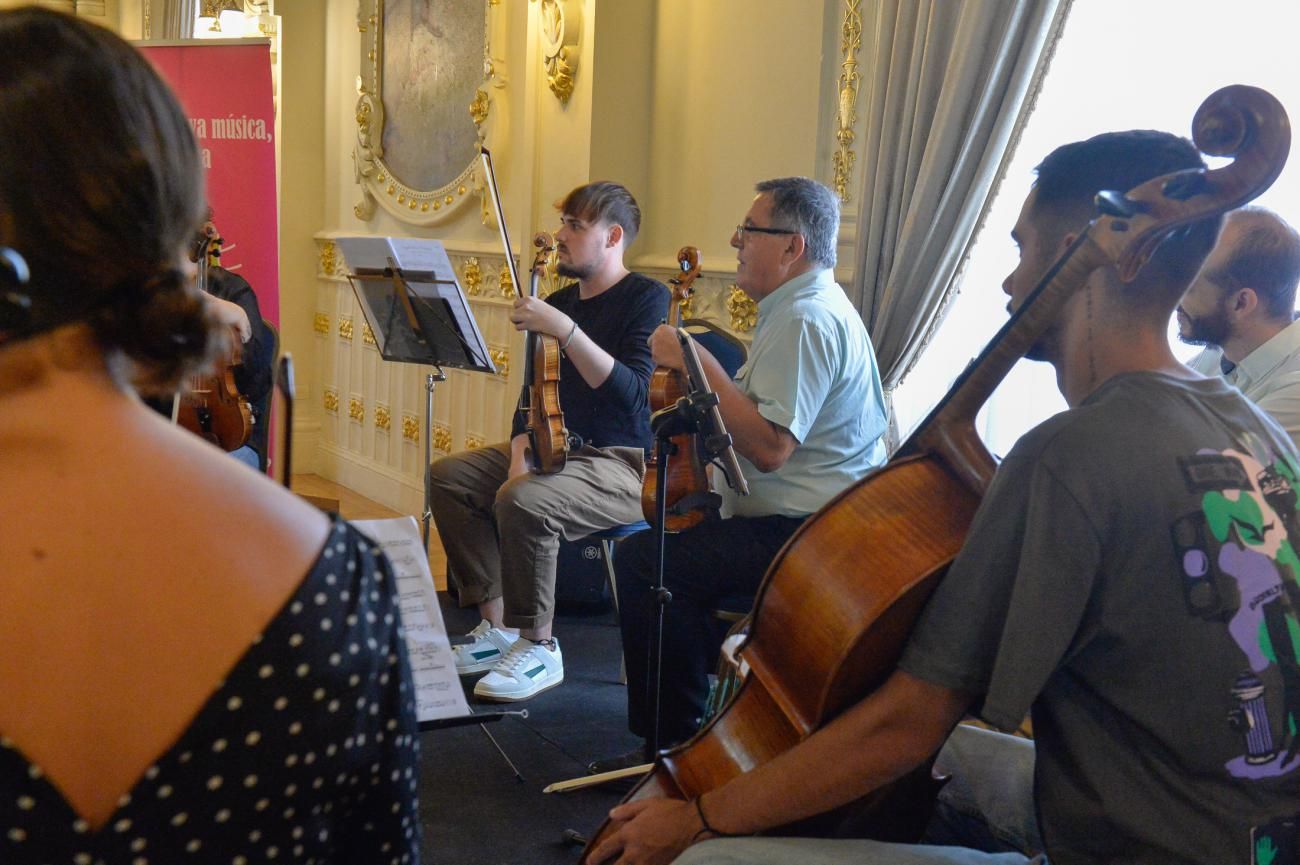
[831,0,863,203]
[532,0,580,105]
[319,239,340,277]
[489,347,510,378]
[353,0,506,224]
[433,424,453,454]
[465,433,487,451]
[338,316,354,341]
[499,263,515,299]
[313,312,331,335]
[402,413,420,443]
[323,388,339,414]
[462,257,483,296]
[362,322,376,346]
[374,403,392,432]
[726,285,758,333]
[348,396,365,424]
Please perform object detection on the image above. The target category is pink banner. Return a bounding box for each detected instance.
[139,42,279,324]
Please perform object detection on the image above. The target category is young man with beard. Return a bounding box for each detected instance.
[1179,206,1300,447]
[591,131,1300,865]
[429,182,669,702]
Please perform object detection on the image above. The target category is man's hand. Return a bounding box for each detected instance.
[587,798,701,865]
[511,296,571,338]
[205,295,252,343]
[648,325,684,372]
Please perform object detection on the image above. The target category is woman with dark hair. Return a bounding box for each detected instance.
[0,9,421,863]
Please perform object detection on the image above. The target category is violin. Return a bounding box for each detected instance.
[580,84,1291,857]
[641,247,715,530]
[480,146,572,474]
[521,232,569,474]
[176,230,253,452]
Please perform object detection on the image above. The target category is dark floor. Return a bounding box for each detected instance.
[417,594,643,865]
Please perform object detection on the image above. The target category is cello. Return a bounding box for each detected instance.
[479,147,572,474]
[640,247,716,530]
[580,84,1291,859]
[176,229,254,452]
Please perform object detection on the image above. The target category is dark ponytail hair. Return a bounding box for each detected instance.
[0,7,215,390]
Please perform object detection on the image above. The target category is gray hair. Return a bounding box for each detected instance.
[755,177,840,269]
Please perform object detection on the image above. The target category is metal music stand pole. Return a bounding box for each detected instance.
[421,366,447,550]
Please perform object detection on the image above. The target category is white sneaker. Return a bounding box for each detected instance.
[452,620,520,676]
[473,638,564,702]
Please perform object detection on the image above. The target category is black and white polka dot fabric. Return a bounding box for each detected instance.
[0,518,422,864]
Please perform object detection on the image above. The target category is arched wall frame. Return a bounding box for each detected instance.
[353,0,507,224]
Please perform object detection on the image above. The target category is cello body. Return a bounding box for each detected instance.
[580,84,1291,859]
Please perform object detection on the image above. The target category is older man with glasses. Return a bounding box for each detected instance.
[602,176,890,768]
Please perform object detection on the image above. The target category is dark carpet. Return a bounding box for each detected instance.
[417,593,645,865]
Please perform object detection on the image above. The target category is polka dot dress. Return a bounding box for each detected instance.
[0,518,422,864]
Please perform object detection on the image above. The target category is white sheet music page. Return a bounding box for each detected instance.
[351,516,470,723]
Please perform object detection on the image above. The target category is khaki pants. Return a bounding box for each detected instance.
[428,442,645,629]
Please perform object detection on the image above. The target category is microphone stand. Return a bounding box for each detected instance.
[644,330,747,757]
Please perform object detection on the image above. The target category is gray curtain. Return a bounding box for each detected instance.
[849,0,1072,441]
[156,0,198,39]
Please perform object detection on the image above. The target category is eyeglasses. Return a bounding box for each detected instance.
[734,224,797,244]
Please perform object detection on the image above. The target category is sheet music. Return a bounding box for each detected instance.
[352,517,470,724]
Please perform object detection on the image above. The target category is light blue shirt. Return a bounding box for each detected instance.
[722,268,888,518]
[1187,317,1300,449]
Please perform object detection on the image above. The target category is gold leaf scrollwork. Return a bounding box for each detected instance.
[320,240,339,277]
[348,397,365,424]
[535,0,579,105]
[726,285,758,333]
[402,414,420,443]
[323,388,339,414]
[433,424,453,454]
[338,316,354,341]
[462,257,483,296]
[831,0,863,203]
[465,433,487,451]
[362,323,376,346]
[313,313,330,335]
[490,347,510,378]
[499,263,515,299]
[375,404,391,432]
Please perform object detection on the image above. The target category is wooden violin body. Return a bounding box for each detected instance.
[520,232,569,474]
[580,84,1291,859]
[642,247,713,530]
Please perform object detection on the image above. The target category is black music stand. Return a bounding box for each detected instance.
[334,236,496,550]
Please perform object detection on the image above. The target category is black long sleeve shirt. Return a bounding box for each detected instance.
[512,272,669,452]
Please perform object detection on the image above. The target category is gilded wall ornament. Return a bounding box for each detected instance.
[533,0,580,105]
[324,388,340,414]
[726,285,758,333]
[499,263,515,299]
[353,0,505,224]
[319,239,340,277]
[832,0,863,202]
[338,316,354,341]
[462,256,483,296]
[348,396,365,424]
[433,424,453,454]
[313,312,331,335]
[402,413,420,443]
[489,347,510,378]
[375,404,392,432]
[362,322,376,346]
[465,433,487,451]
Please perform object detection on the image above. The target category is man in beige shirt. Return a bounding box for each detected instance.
[1179,206,1300,446]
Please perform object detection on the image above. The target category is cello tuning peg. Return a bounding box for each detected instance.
[1161,170,1209,201]
[1094,190,1144,218]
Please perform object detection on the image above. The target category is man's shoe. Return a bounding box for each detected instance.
[473,638,564,702]
[452,620,520,676]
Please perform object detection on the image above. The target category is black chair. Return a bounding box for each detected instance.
[681,318,746,379]
[248,317,279,471]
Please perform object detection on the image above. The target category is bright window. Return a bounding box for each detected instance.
[892,0,1300,457]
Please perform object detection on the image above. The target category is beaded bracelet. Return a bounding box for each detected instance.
[691,794,741,842]
[559,320,578,351]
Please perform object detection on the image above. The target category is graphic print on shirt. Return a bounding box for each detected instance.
[1174,447,1300,783]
